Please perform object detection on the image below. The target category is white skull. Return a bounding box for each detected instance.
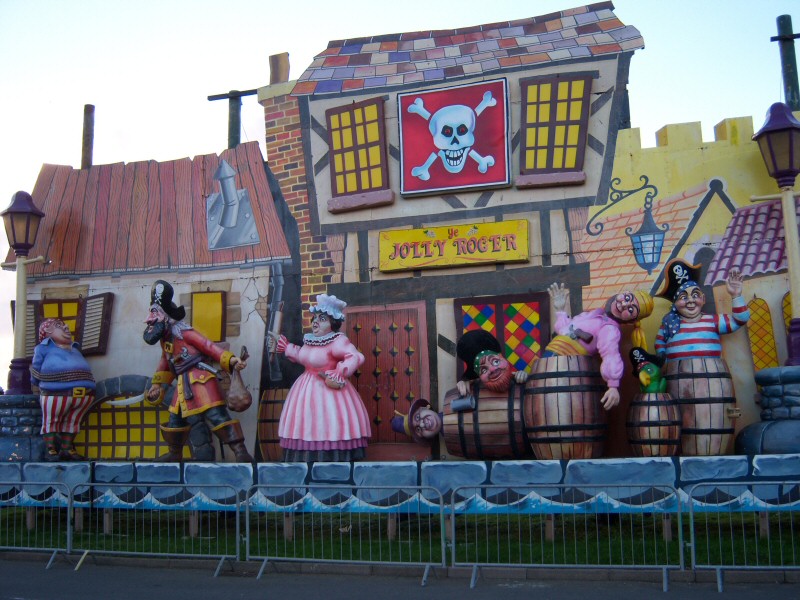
[429,105,476,173]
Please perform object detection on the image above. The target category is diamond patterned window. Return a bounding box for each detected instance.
[455,293,549,378]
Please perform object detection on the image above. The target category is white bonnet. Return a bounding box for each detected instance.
[309,294,347,321]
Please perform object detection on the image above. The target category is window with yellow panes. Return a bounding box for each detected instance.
[41,299,82,340]
[519,74,592,176]
[191,290,227,342]
[326,97,389,198]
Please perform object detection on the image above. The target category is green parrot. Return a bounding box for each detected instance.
[638,361,667,393]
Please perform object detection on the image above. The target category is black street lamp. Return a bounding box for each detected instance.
[1,191,45,394]
[753,102,800,365]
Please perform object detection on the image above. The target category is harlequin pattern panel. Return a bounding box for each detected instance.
[747,297,779,371]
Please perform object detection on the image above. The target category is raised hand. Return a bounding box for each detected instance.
[725,268,743,298]
[548,282,569,312]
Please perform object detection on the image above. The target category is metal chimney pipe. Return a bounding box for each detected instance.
[774,15,800,111]
[81,104,95,169]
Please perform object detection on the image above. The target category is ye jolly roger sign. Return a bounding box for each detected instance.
[398,79,510,196]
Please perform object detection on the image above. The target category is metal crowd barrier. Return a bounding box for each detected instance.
[69,482,241,575]
[0,480,71,568]
[450,483,683,590]
[687,480,800,592]
[245,484,446,584]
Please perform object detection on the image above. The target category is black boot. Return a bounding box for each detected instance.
[156,425,191,462]
[58,432,85,461]
[43,433,60,462]
[212,420,254,463]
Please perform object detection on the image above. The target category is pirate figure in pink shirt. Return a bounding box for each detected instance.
[30,318,96,461]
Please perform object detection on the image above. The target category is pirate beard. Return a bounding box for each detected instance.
[481,367,514,392]
[143,321,167,345]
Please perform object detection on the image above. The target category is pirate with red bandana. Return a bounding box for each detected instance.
[144,280,253,462]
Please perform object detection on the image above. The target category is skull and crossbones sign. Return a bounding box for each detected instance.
[407,91,496,180]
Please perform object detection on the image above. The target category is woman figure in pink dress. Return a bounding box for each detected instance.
[274,294,371,461]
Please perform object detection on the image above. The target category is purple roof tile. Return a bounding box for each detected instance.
[706,196,800,285]
[292,3,643,97]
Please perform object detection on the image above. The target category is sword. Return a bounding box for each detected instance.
[107,392,146,407]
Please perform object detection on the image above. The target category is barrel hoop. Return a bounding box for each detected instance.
[665,372,732,381]
[682,427,735,434]
[529,370,602,380]
[676,397,736,405]
[530,434,606,443]
[629,439,681,446]
[528,383,607,394]
[629,400,679,407]
[626,420,681,427]
[526,423,608,433]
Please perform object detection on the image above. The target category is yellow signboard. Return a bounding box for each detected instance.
[379,220,529,272]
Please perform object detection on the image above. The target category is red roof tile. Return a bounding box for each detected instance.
[11,142,290,278]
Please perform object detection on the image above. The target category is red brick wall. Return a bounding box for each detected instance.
[263,94,336,325]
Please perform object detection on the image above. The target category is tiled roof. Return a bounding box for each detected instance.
[579,182,713,309]
[9,142,290,278]
[705,195,800,285]
[292,2,643,96]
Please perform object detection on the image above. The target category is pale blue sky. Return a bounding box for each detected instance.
[0,0,797,375]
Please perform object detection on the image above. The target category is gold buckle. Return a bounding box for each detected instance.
[73,387,87,398]
[164,341,173,353]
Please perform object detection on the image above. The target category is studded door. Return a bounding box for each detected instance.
[345,302,429,448]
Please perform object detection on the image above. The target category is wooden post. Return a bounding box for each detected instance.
[759,511,770,539]
[545,514,555,542]
[662,514,673,542]
[73,508,84,533]
[189,511,199,538]
[386,514,397,541]
[283,514,294,542]
[103,509,113,535]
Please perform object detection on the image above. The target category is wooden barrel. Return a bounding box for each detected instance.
[257,388,288,462]
[523,355,607,460]
[664,358,736,456]
[626,392,682,457]
[442,384,533,460]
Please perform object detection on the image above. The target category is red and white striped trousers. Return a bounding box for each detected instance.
[39,394,95,434]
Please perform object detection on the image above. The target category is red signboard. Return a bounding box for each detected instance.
[398,79,510,196]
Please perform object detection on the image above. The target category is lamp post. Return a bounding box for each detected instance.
[1,191,45,394]
[753,102,800,365]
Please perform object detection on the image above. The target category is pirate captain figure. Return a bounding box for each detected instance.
[144,280,253,462]
[30,318,96,461]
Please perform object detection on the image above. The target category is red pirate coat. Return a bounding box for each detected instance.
[150,328,235,417]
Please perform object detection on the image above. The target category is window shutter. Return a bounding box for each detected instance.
[79,293,114,355]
